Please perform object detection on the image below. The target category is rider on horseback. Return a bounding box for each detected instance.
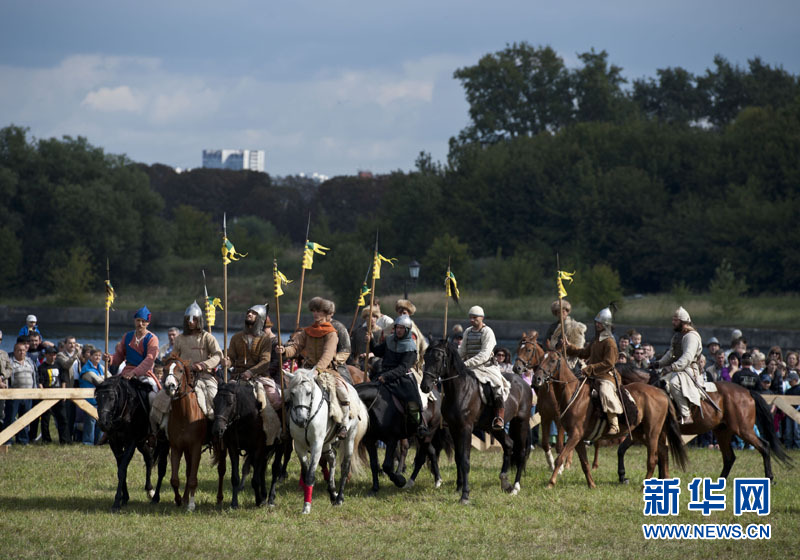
[368,314,429,436]
[565,306,624,435]
[654,306,704,426]
[277,297,351,440]
[105,306,161,395]
[228,303,281,409]
[459,306,510,431]
[325,301,353,383]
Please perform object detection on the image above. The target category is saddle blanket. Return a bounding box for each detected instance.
[704,381,718,393]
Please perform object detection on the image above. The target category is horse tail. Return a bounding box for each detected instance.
[437,425,454,461]
[665,401,689,471]
[210,437,225,467]
[348,403,370,475]
[751,390,793,468]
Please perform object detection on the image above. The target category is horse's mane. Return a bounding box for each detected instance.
[433,340,477,383]
[233,381,260,417]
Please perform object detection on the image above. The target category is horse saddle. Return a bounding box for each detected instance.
[336,364,353,385]
[478,382,494,405]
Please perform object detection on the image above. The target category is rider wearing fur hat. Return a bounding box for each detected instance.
[459,306,511,430]
[565,306,624,435]
[369,314,428,435]
[655,306,704,425]
[277,297,351,439]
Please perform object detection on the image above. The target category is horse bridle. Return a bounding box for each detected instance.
[514,340,541,371]
[290,378,325,448]
[423,346,459,385]
[164,359,194,400]
[536,352,587,419]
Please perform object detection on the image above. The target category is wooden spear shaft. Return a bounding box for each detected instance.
[104,258,110,379]
[365,251,378,378]
[557,253,566,354]
[274,260,286,433]
[294,214,311,332]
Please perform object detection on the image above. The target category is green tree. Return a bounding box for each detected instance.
[173,205,216,258]
[0,226,22,289]
[571,264,623,313]
[491,248,545,298]
[709,259,748,318]
[571,49,629,123]
[318,241,371,311]
[49,246,95,304]
[421,234,470,288]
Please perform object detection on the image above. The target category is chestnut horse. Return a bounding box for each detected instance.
[513,331,573,472]
[533,351,687,488]
[421,340,532,505]
[162,357,208,511]
[615,365,793,482]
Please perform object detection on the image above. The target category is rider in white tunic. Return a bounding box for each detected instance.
[458,305,510,430]
[656,306,704,425]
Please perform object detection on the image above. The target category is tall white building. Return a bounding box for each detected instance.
[202,149,265,172]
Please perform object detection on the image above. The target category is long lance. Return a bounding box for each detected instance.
[274,258,286,433]
[364,231,379,377]
[443,258,451,340]
[349,263,372,337]
[294,212,311,332]
[557,253,566,355]
[104,258,111,379]
[223,213,229,383]
[202,269,212,334]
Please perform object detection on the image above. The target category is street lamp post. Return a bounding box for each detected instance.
[405,260,421,299]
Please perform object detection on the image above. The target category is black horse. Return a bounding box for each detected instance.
[211,381,292,508]
[356,381,446,494]
[421,340,532,505]
[95,376,168,512]
[403,393,453,490]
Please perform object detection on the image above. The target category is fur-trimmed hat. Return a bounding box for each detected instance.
[361,304,382,320]
[309,297,334,314]
[395,299,416,315]
[564,317,587,348]
[550,299,571,315]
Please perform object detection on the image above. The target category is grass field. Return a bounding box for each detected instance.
[0,441,795,559]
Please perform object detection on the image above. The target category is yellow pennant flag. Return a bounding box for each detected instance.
[273,264,292,298]
[357,284,371,306]
[105,280,116,310]
[302,241,331,270]
[445,271,460,303]
[222,236,248,265]
[205,297,223,327]
[373,253,397,280]
[557,270,575,298]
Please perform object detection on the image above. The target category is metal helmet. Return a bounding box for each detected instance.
[247,303,269,333]
[673,306,691,323]
[394,314,413,330]
[184,300,204,331]
[594,307,613,327]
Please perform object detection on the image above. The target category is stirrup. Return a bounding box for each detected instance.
[492,417,505,430]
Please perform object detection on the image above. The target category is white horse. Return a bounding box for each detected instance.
[285,367,368,514]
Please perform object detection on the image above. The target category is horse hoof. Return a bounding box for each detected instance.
[391,474,407,488]
[148,489,156,499]
[546,482,555,490]
[403,479,415,490]
[111,505,121,514]
[434,479,442,489]
[150,496,160,505]
[367,488,378,498]
[499,474,511,492]
[187,502,196,513]
[620,478,630,485]
[459,498,470,506]
[510,482,521,496]
[302,502,311,515]
[334,497,344,506]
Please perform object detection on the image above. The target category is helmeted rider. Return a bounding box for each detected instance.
[655,306,704,425]
[458,306,510,431]
[565,306,624,435]
[227,303,276,407]
[277,297,351,439]
[369,314,428,436]
[105,306,161,396]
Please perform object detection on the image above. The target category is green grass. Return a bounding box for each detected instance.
[0,441,795,559]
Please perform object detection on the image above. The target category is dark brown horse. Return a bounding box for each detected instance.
[421,340,532,505]
[615,365,793,482]
[533,351,688,488]
[513,331,574,472]
[162,357,207,511]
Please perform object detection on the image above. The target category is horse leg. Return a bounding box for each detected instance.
[558,424,572,472]
[499,433,512,493]
[170,445,182,506]
[405,437,428,488]
[366,442,381,496]
[152,437,169,504]
[657,430,670,479]
[185,446,202,512]
[539,412,556,472]
[509,418,528,495]
[617,436,634,484]
[457,429,472,505]
[574,440,596,489]
[229,448,240,509]
[383,440,406,488]
[334,432,358,506]
[592,441,600,470]
[738,424,775,481]
[268,446,282,507]
[395,438,409,475]
[301,444,321,514]
[324,452,338,504]
[548,429,581,489]
[138,441,155,499]
[111,441,136,512]
[216,446,226,506]
[255,447,269,506]
[715,428,736,479]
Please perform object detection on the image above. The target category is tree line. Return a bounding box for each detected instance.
[1,43,797,309]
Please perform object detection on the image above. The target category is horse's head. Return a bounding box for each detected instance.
[533,351,563,389]
[212,382,237,439]
[287,368,318,428]
[95,376,123,432]
[421,340,449,393]
[513,331,543,375]
[163,358,192,399]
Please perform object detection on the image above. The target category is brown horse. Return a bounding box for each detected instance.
[615,364,793,482]
[421,340,532,505]
[162,357,208,511]
[533,351,687,488]
[513,331,573,472]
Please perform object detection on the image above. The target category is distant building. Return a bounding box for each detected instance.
[202,149,265,172]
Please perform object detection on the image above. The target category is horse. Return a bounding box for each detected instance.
[421,340,532,505]
[211,381,269,508]
[402,391,453,489]
[96,375,169,512]
[162,357,208,512]
[533,350,688,488]
[284,367,368,514]
[614,370,793,483]
[356,382,446,494]
[512,331,573,473]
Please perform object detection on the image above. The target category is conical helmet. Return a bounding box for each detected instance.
[184,300,205,330]
[247,303,269,333]
[594,307,613,327]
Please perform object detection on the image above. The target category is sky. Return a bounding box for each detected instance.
[1,0,798,178]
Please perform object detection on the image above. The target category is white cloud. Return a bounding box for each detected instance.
[82,85,143,112]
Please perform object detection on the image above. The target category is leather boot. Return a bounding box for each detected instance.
[606,412,620,435]
[492,407,505,431]
[336,402,350,439]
